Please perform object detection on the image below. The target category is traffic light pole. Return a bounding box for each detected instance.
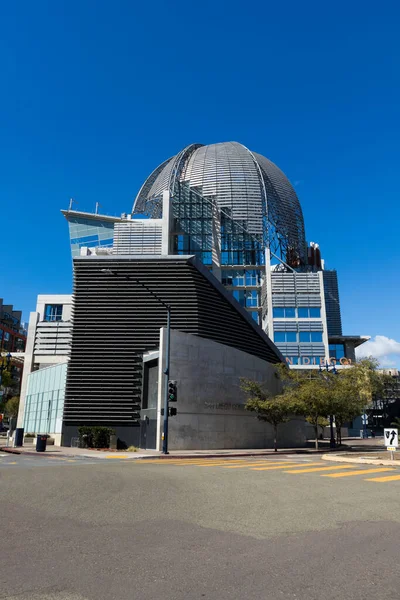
[162,306,171,454]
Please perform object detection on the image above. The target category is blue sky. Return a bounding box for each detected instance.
[1,0,399,365]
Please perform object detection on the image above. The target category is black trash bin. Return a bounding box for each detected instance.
[14,428,24,447]
[36,434,47,452]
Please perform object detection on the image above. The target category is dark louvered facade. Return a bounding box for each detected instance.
[323,270,343,336]
[63,255,283,446]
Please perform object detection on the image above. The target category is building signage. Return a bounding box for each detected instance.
[285,357,352,366]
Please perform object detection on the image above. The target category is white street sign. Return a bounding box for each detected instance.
[384,428,398,448]
[361,414,368,424]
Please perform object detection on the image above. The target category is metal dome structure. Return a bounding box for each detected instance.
[133,142,307,265]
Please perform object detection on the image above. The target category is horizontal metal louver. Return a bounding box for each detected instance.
[113,220,163,255]
[64,256,282,425]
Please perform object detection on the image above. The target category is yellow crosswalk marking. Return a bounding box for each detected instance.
[322,468,395,478]
[365,474,400,482]
[223,461,294,469]
[106,455,131,459]
[284,465,355,474]
[250,462,315,471]
[193,461,251,467]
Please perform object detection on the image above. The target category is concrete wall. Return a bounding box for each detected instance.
[160,329,308,450]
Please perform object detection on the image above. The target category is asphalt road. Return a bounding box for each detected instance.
[1,455,399,600]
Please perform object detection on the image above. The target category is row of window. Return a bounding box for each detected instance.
[273,307,321,319]
[274,331,323,343]
[222,269,261,286]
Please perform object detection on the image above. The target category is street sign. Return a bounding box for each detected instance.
[384,428,398,448]
[387,446,397,452]
[361,414,368,424]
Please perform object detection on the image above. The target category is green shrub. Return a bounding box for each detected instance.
[78,426,115,449]
[78,426,94,448]
[126,446,138,452]
[24,433,35,438]
[92,426,115,449]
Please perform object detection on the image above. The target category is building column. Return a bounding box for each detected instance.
[162,190,171,255]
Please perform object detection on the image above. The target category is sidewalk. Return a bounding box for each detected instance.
[0,440,347,460]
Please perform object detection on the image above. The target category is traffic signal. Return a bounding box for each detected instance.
[168,406,177,417]
[168,380,177,402]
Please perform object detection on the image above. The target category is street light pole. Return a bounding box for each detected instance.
[319,362,337,449]
[162,306,171,455]
[100,268,171,454]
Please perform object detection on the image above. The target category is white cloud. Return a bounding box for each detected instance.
[356,335,400,361]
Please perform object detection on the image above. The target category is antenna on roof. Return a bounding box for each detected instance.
[68,198,77,211]
[95,202,101,215]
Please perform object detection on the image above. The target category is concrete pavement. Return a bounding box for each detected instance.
[1,455,399,600]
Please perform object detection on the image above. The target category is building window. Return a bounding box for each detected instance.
[44,304,63,322]
[274,331,297,343]
[299,331,323,343]
[298,307,321,318]
[245,270,260,286]
[233,290,259,308]
[251,311,259,324]
[245,290,258,308]
[329,344,345,360]
[273,307,296,318]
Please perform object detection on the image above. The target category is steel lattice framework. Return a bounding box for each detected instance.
[133,142,307,265]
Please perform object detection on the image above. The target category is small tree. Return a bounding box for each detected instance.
[240,378,294,452]
[4,396,19,418]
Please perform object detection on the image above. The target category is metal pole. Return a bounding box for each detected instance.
[162,306,171,454]
[329,414,336,448]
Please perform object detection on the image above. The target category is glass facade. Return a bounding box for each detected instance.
[299,331,323,343]
[23,363,67,435]
[298,307,321,318]
[273,307,296,318]
[233,289,259,308]
[221,269,260,286]
[171,184,213,265]
[329,344,345,360]
[273,307,320,318]
[67,216,115,257]
[274,331,297,342]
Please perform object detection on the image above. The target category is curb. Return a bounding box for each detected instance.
[1,446,349,461]
[321,453,400,467]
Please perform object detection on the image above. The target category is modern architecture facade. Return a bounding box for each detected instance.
[16,139,370,448]
[17,295,72,432]
[62,255,294,450]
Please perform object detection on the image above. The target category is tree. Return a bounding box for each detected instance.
[4,396,19,418]
[240,377,295,452]
[332,358,388,444]
[390,417,400,429]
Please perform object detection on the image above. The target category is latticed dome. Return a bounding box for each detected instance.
[133,142,306,263]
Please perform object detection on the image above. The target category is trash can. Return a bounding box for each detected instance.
[14,428,24,447]
[36,434,47,452]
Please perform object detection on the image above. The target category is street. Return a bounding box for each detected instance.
[1,455,399,600]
